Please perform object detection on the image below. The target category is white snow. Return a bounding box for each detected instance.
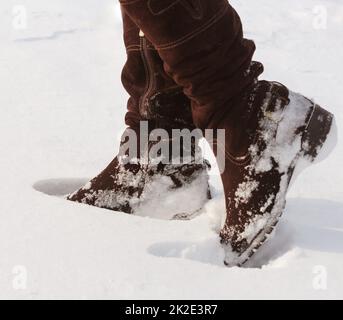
[235,179,259,206]
[136,170,209,220]
[1,0,343,299]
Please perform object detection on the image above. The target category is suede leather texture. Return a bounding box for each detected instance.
[120,0,257,129]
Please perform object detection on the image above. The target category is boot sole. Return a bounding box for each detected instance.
[236,104,337,267]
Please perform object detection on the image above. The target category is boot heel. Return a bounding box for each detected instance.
[301,105,337,163]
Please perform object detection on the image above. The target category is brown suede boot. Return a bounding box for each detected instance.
[67,12,211,220]
[120,0,337,264]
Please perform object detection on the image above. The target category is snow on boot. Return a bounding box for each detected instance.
[120,0,336,264]
[67,125,211,219]
[67,127,211,218]
[217,81,337,266]
[67,12,211,219]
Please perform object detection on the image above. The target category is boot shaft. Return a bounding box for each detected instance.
[120,0,258,129]
[121,11,194,130]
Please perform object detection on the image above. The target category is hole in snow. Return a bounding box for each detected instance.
[33,178,88,197]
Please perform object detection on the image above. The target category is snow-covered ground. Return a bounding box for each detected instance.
[0,0,342,299]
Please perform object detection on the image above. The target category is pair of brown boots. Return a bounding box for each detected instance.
[69,0,336,266]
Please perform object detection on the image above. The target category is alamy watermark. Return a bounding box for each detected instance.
[12,265,27,290]
[118,121,226,174]
[312,5,328,30]
[312,265,327,290]
[12,5,27,30]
